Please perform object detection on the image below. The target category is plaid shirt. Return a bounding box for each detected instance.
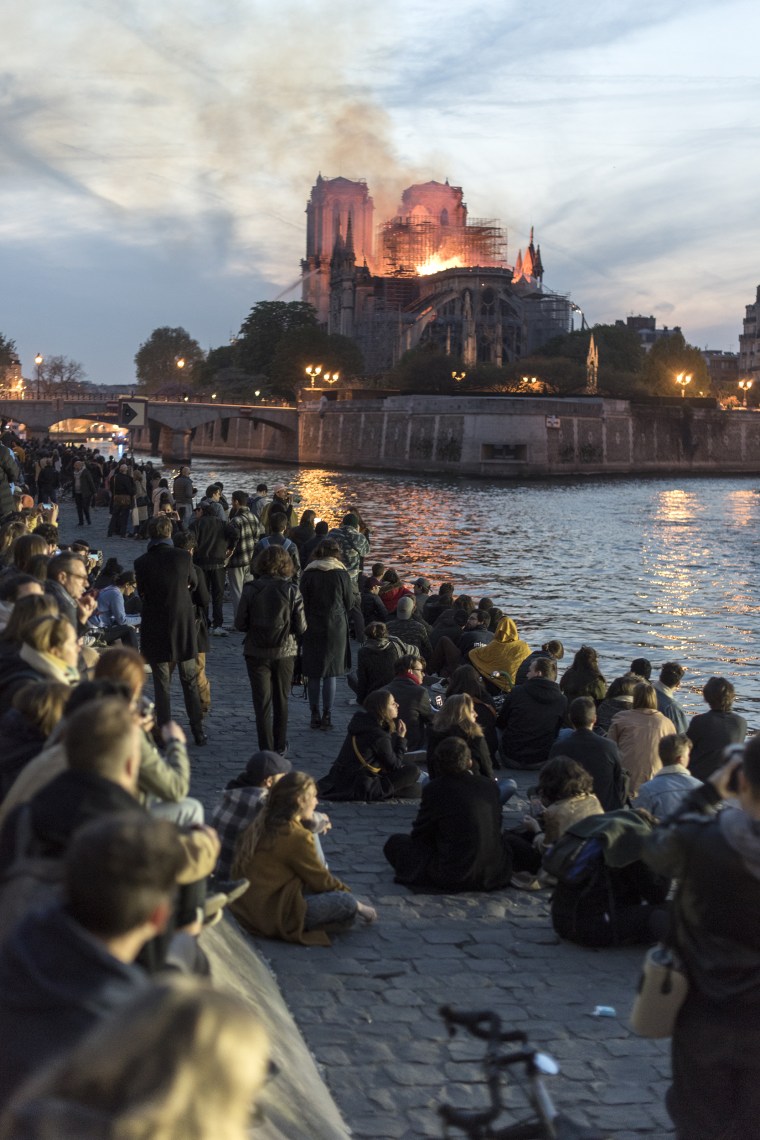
[210,786,267,878]
[227,507,261,570]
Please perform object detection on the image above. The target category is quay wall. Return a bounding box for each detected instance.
[136,395,760,478]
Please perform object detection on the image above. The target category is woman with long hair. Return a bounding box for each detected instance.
[426,694,494,780]
[608,681,676,793]
[560,645,607,705]
[300,537,352,730]
[0,680,71,799]
[231,771,376,944]
[318,689,421,802]
[446,664,499,763]
[0,520,27,570]
[235,545,306,755]
[0,980,270,1140]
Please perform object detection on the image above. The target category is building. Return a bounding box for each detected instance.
[702,349,739,391]
[739,285,760,382]
[301,175,574,374]
[614,315,682,353]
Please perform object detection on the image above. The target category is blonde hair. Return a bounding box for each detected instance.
[433,693,483,738]
[23,615,73,655]
[232,771,315,876]
[0,979,269,1140]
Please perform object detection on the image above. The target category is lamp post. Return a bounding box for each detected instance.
[34,353,43,400]
[739,379,753,408]
[675,372,692,398]
[323,370,340,386]
[451,371,466,383]
[305,365,322,388]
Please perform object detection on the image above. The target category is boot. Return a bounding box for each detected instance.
[320,710,333,731]
[310,707,322,729]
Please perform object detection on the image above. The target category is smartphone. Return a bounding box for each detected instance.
[41,502,53,510]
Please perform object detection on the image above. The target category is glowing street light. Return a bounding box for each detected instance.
[34,353,43,400]
[323,370,340,385]
[675,372,692,398]
[739,379,753,408]
[305,364,322,388]
[176,357,186,370]
[451,371,466,383]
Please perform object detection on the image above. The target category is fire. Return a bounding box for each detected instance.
[415,254,464,276]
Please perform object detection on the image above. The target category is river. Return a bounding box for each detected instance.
[148,455,760,725]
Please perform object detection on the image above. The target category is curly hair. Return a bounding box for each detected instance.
[538,757,594,804]
[253,544,294,579]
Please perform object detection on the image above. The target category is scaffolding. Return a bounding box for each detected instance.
[377,216,506,277]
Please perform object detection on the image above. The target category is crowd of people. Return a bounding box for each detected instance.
[0,428,757,1139]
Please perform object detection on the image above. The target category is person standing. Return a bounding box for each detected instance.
[299,538,352,730]
[172,466,195,526]
[327,512,370,643]
[71,460,95,526]
[643,739,760,1139]
[226,490,261,617]
[234,545,306,755]
[189,504,237,636]
[134,517,206,745]
[108,463,135,539]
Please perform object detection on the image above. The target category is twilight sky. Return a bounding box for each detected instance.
[2,0,758,386]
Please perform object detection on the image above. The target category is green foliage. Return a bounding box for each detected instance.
[0,334,17,369]
[269,328,363,401]
[234,302,318,377]
[640,329,710,396]
[135,327,204,394]
[387,346,466,393]
[542,324,645,375]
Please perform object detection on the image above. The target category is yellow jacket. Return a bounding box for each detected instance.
[469,617,531,692]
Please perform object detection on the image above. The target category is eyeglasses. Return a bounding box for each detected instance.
[68,572,89,582]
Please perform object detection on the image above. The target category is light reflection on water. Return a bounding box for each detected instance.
[184,460,760,724]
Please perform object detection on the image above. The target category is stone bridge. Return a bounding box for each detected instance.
[0,398,298,463]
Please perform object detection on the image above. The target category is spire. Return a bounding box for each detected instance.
[331,220,345,259]
[586,333,599,394]
[345,212,354,255]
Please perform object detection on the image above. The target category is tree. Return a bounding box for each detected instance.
[135,327,205,394]
[640,330,710,396]
[39,355,87,398]
[0,334,20,397]
[269,328,363,401]
[234,302,318,377]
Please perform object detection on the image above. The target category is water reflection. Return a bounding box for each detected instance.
[186,459,760,723]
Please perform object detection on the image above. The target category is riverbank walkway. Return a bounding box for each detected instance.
[81,505,672,1139]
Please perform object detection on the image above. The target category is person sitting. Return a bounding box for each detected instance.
[630,657,652,681]
[497,657,567,770]
[0,813,183,1108]
[0,681,70,801]
[380,654,433,753]
[93,570,141,650]
[596,672,641,734]
[360,576,388,626]
[0,572,43,634]
[0,981,271,1140]
[211,750,293,879]
[427,694,494,780]
[0,614,79,714]
[422,581,454,625]
[377,569,412,617]
[353,621,416,704]
[548,696,629,810]
[526,756,604,850]
[457,610,495,659]
[383,738,514,893]
[608,681,676,794]
[652,661,689,733]
[633,733,702,818]
[559,645,607,706]
[230,771,376,944]
[686,676,747,782]
[427,607,469,677]
[386,595,433,662]
[317,689,421,801]
[468,616,532,694]
[514,639,565,686]
[445,664,500,766]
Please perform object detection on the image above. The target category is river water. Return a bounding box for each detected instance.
[159,457,760,725]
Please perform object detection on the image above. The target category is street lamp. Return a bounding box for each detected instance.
[739,379,753,408]
[323,371,340,385]
[305,365,322,388]
[451,371,466,383]
[34,353,43,400]
[675,372,692,398]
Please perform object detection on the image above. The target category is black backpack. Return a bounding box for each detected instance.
[245,579,294,650]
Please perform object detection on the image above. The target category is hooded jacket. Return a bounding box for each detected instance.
[496,676,567,768]
[469,617,531,692]
[356,635,416,703]
[0,905,149,1107]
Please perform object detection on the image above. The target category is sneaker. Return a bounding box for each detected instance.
[212,627,228,638]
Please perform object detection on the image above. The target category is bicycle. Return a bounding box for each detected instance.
[438,1006,608,1140]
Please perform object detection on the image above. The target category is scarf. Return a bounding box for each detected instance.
[302,557,346,573]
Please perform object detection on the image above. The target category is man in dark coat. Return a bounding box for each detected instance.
[134,517,206,744]
[108,462,135,538]
[189,504,236,634]
[548,696,629,810]
[384,738,512,891]
[72,459,96,526]
[381,654,433,752]
[0,441,20,523]
[497,656,567,769]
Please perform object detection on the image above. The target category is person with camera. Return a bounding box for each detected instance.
[643,738,760,1139]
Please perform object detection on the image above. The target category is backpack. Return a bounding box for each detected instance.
[244,579,294,650]
[542,831,605,887]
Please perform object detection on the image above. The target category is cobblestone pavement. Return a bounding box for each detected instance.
[82,503,673,1139]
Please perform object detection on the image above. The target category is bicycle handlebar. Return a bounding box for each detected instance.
[439,1005,528,1046]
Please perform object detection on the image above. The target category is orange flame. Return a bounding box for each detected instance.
[415,254,464,276]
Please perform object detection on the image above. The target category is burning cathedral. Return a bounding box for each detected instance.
[301,174,575,373]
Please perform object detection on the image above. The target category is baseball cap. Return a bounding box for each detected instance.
[228,750,292,788]
[414,577,432,591]
[274,483,287,494]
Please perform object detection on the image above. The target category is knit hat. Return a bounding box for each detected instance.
[227,750,292,789]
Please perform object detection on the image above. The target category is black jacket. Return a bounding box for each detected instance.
[686,710,748,782]
[0,708,46,799]
[381,676,433,751]
[427,725,493,780]
[134,541,198,664]
[497,678,567,769]
[356,637,414,703]
[548,728,628,811]
[644,783,760,1002]
[318,710,407,801]
[189,514,237,570]
[386,771,512,892]
[299,562,352,678]
[234,576,306,660]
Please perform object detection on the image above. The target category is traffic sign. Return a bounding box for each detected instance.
[118,399,147,428]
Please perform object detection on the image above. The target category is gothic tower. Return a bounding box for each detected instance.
[302,175,374,325]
